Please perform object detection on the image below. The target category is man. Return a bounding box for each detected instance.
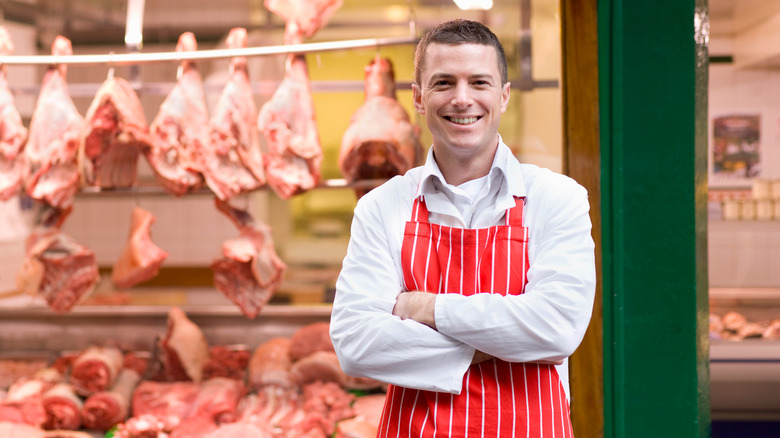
[330,19,595,437]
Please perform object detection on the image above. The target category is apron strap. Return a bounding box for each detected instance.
[505,196,526,227]
[411,196,429,223]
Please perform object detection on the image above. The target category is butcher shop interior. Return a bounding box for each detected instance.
[0,0,778,437]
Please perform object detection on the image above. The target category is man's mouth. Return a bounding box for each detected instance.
[445,116,480,125]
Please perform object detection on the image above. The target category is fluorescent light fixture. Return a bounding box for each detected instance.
[453,0,493,10]
[125,0,145,48]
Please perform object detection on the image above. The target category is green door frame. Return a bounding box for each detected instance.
[598,0,710,436]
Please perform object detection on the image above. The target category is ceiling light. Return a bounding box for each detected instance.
[453,0,493,10]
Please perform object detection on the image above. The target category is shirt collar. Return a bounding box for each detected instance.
[415,135,527,199]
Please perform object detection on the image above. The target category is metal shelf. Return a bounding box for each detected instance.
[74,178,386,197]
[0,36,419,66]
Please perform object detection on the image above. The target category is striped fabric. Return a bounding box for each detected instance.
[379,197,573,438]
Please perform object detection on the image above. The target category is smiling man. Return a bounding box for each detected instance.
[330,19,596,437]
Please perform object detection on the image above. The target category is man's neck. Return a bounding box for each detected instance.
[432,144,498,186]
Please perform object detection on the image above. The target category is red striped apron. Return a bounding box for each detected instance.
[378,196,573,438]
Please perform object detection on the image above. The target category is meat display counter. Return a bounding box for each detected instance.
[709,287,780,421]
[0,289,340,437]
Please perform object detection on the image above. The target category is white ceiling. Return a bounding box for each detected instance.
[709,0,780,37]
[0,0,525,49]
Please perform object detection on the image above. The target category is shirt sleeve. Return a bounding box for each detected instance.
[330,192,474,394]
[434,179,596,363]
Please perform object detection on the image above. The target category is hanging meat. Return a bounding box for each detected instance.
[0,26,29,201]
[15,205,99,313]
[147,32,207,196]
[197,28,265,201]
[339,57,422,197]
[264,0,343,40]
[79,74,152,188]
[257,52,322,200]
[211,198,286,319]
[111,206,168,289]
[23,36,84,209]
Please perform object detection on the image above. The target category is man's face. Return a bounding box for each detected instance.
[413,42,510,162]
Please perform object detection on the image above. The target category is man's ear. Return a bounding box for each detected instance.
[412,84,424,114]
[500,81,511,113]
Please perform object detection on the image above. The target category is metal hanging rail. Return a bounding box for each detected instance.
[0,36,419,66]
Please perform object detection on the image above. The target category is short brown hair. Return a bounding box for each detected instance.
[414,19,508,86]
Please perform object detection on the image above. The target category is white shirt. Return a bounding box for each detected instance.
[329,139,596,399]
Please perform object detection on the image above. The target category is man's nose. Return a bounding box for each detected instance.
[451,83,472,107]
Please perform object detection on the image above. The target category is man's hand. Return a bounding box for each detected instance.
[392,291,437,329]
[472,350,493,364]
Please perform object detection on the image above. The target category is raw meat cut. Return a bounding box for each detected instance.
[15,205,99,312]
[288,322,333,361]
[0,421,46,438]
[290,351,346,387]
[236,387,297,434]
[131,381,200,430]
[188,377,246,424]
[0,359,49,390]
[264,0,343,39]
[0,378,51,427]
[198,28,265,201]
[147,32,207,196]
[81,368,140,431]
[41,431,92,437]
[112,413,168,437]
[69,346,124,397]
[202,346,250,381]
[349,393,386,426]
[257,53,322,199]
[41,383,82,430]
[248,338,294,390]
[212,198,286,319]
[334,393,385,437]
[159,306,209,382]
[764,319,780,339]
[204,422,272,438]
[284,381,355,437]
[111,206,168,289]
[122,352,149,376]
[335,418,378,438]
[23,36,84,209]
[0,26,29,201]
[80,75,152,188]
[169,415,218,438]
[339,57,422,197]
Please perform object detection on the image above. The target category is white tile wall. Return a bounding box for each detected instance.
[61,194,259,266]
[709,220,780,287]
[0,196,30,293]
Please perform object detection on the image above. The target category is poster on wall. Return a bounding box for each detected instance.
[710,113,761,188]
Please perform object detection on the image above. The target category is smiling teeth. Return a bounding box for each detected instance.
[450,117,478,125]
